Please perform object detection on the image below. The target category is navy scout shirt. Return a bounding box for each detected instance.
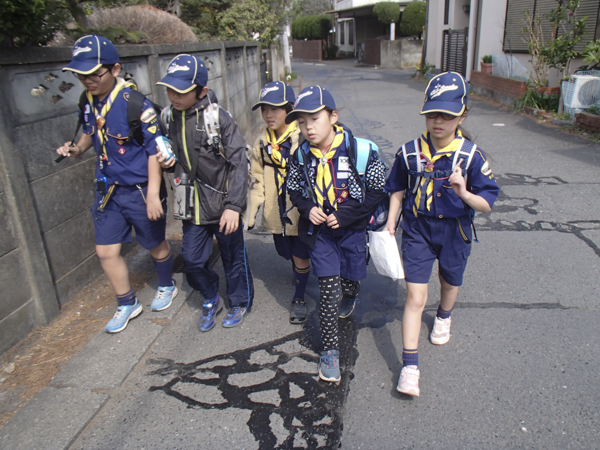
[82,84,161,186]
[385,136,499,219]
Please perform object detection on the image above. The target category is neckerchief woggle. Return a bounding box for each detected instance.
[309,124,344,211]
[413,129,464,216]
[265,121,297,196]
[86,77,135,163]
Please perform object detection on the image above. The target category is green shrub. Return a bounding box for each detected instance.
[399,1,426,37]
[482,55,493,64]
[324,43,338,59]
[292,14,332,40]
[372,2,400,25]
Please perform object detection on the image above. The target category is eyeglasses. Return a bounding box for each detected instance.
[424,112,460,120]
[73,69,111,82]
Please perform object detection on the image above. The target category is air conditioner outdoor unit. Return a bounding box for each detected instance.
[563,72,600,117]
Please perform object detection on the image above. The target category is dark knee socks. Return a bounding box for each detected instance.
[293,264,310,300]
[318,276,342,352]
[117,289,136,306]
[341,278,360,299]
[153,249,174,287]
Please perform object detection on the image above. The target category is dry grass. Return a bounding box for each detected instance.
[51,5,197,46]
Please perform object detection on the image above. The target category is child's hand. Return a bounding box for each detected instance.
[156,151,176,169]
[326,213,339,229]
[449,160,468,198]
[309,207,328,226]
[219,209,240,235]
[56,142,83,158]
[383,221,396,236]
[147,196,164,221]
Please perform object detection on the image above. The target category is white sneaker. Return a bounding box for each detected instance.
[430,316,451,345]
[397,365,420,396]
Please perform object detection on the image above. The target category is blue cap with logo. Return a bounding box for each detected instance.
[420,71,468,116]
[285,85,336,124]
[157,54,208,94]
[252,81,296,111]
[62,34,120,75]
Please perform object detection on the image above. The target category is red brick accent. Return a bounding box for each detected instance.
[292,40,322,61]
[575,112,600,133]
[365,40,381,66]
[471,71,527,98]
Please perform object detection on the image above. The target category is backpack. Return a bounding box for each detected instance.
[296,131,389,231]
[401,136,479,242]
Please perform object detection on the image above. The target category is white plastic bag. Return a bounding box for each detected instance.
[368,230,404,280]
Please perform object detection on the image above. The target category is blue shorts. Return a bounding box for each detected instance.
[309,226,367,280]
[273,234,310,260]
[92,183,167,250]
[400,214,472,287]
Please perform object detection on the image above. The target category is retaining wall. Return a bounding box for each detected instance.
[0,41,262,355]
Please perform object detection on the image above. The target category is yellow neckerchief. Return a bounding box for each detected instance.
[86,77,132,161]
[309,124,345,211]
[413,129,464,216]
[265,121,297,196]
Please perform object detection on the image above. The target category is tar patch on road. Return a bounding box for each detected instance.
[148,319,359,449]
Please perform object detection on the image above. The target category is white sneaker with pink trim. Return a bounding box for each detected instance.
[397,365,420,396]
[430,316,452,345]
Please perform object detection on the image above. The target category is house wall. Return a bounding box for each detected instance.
[0,41,261,356]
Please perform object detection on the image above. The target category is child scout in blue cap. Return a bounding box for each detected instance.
[156,54,254,331]
[383,71,499,397]
[286,86,388,382]
[248,81,311,325]
[56,34,177,334]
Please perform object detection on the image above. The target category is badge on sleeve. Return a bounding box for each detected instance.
[148,125,157,134]
[481,160,492,176]
[141,108,157,123]
[118,147,127,155]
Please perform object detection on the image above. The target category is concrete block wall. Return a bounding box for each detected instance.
[0,41,261,355]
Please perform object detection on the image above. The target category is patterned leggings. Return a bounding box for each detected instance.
[318,276,342,351]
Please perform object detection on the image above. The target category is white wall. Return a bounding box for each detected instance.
[475,0,508,71]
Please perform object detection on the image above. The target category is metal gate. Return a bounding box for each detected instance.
[442,28,468,75]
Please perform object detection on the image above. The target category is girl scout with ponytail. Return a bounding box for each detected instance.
[287,86,387,383]
[248,82,311,324]
[383,72,499,397]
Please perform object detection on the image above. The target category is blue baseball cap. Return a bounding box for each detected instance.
[420,71,468,116]
[285,86,336,123]
[157,54,208,94]
[62,35,120,75]
[252,81,296,110]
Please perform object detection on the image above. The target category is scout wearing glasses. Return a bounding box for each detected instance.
[383,72,499,397]
[286,86,387,383]
[156,55,254,331]
[56,35,176,334]
[248,81,311,325]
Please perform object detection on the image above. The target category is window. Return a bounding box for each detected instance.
[349,20,354,45]
[503,0,600,53]
[340,22,345,45]
[444,0,450,25]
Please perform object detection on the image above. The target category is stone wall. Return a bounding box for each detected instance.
[0,41,261,355]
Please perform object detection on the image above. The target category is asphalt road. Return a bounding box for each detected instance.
[1,60,599,450]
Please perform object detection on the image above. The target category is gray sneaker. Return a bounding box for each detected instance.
[318,349,341,382]
[338,296,358,318]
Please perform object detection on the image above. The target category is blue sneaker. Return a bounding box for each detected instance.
[222,306,249,328]
[105,300,143,333]
[319,349,341,382]
[339,296,358,318]
[151,281,178,312]
[199,296,223,332]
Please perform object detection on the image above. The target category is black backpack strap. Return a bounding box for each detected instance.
[127,89,146,146]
